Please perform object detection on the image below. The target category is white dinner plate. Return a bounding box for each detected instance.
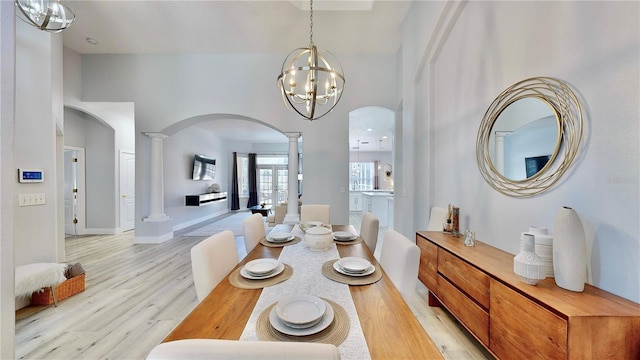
[333,261,375,277]
[275,295,325,326]
[244,258,279,276]
[267,234,295,243]
[269,300,334,336]
[332,231,357,241]
[337,257,372,273]
[268,232,292,241]
[240,262,285,280]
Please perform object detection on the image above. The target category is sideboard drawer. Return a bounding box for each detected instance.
[438,249,490,309]
[438,274,489,346]
[417,236,438,293]
[490,279,567,360]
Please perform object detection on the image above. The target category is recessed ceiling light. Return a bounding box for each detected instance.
[366,128,372,132]
[382,136,388,139]
[86,37,98,45]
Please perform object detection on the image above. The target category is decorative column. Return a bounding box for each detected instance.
[283,132,301,224]
[494,131,510,175]
[143,133,170,222]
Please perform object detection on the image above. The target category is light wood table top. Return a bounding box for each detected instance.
[165,224,443,360]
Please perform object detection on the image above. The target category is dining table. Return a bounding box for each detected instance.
[164,223,443,360]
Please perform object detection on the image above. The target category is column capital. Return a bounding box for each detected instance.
[285,132,301,139]
[144,132,169,139]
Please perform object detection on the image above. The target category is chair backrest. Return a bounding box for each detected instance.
[146,339,340,360]
[242,213,266,253]
[360,211,379,253]
[380,229,420,296]
[427,206,449,231]
[300,204,331,224]
[190,230,239,302]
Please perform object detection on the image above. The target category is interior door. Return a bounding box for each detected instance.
[257,165,288,206]
[119,151,136,232]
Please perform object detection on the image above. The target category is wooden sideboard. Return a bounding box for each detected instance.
[416,231,640,360]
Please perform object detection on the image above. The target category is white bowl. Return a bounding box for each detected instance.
[275,295,326,326]
[243,258,279,276]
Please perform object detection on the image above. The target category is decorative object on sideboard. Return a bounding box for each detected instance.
[451,206,460,237]
[513,233,546,285]
[528,226,554,277]
[463,229,475,247]
[552,206,586,292]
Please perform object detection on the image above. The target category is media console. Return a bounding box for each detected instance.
[185,192,227,206]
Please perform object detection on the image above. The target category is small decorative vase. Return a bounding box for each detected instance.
[553,206,586,292]
[513,233,546,285]
[528,226,554,278]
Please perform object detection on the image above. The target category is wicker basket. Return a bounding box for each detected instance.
[31,273,85,305]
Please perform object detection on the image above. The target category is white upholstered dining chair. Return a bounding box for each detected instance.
[427,206,449,231]
[300,204,331,224]
[146,339,341,360]
[359,211,379,254]
[190,230,239,303]
[242,213,266,253]
[379,229,420,297]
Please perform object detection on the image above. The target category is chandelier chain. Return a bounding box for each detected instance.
[309,0,314,46]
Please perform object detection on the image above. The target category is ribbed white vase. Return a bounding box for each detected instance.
[514,233,546,285]
[552,206,586,292]
[528,226,554,277]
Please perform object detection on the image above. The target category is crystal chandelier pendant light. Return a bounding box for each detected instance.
[15,0,75,33]
[278,0,345,121]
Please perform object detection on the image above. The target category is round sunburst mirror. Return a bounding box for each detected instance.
[476,77,584,197]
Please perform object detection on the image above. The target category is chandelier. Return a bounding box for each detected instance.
[15,0,75,33]
[277,0,345,121]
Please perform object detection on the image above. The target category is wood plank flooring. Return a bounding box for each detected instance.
[15,212,492,360]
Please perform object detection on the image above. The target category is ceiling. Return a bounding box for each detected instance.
[61,0,411,150]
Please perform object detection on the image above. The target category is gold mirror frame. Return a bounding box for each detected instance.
[476,77,583,197]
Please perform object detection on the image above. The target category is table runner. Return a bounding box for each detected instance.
[240,226,371,360]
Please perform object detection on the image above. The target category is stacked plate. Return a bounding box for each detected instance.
[240,258,285,280]
[266,232,295,243]
[269,295,335,336]
[333,257,375,277]
[332,231,357,242]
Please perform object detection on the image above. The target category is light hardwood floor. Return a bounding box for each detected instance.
[15,212,492,360]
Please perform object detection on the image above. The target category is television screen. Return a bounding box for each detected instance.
[525,155,551,178]
[192,154,216,180]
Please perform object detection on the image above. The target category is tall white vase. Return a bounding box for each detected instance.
[553,206,586,292]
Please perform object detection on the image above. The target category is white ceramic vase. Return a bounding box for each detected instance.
[514,233,546,285]
[552,206,586,292]
[528,226,554,277]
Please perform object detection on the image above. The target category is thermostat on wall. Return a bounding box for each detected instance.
[18,169,44,183]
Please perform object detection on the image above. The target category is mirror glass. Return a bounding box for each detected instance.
[488,97,560,181]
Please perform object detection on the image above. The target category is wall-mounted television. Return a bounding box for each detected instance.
[192,154,216,180]
[525,155,551,178]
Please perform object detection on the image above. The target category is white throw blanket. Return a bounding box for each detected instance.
[15,263,67,298]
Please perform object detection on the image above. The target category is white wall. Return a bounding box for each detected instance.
[80,53,397,237]
[402,1,639,302]
[14,20,63,265]
[163,126,230,229]
[0,2,16,357]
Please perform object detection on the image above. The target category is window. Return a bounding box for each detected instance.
[237,154,249,198]
[350,161,375,190]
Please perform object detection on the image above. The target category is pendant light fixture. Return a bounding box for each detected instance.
[277,0,345,121]
[15,0,75,33]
